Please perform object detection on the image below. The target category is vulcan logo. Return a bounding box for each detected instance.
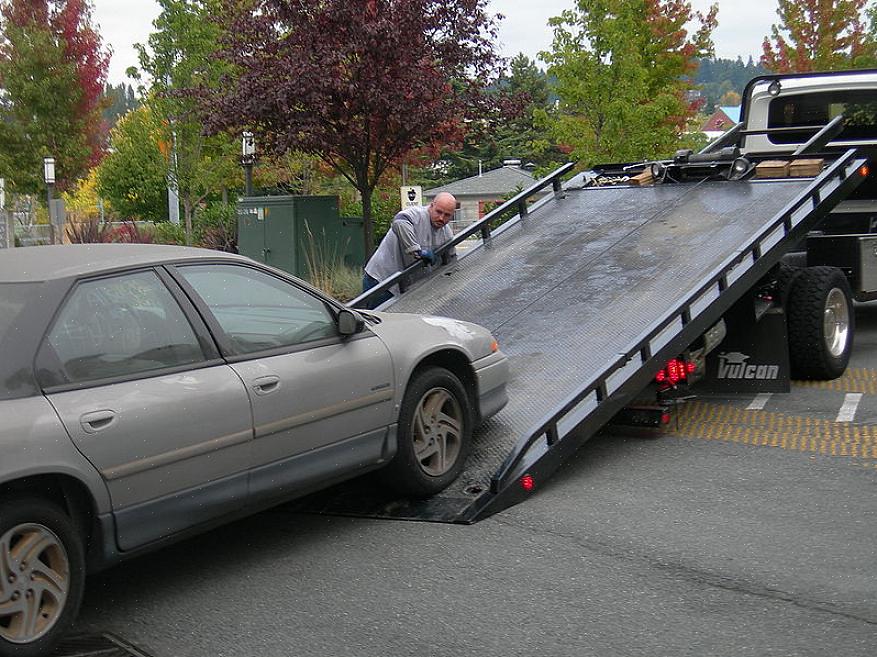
[716,352,779,380]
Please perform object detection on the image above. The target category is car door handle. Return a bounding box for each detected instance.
[252,375,280,395]
[80,410,117,434]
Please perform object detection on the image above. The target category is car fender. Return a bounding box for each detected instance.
[0,396,112,513]
[366,312,496,405]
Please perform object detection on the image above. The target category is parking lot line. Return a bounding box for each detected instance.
[836,393,864,423]
[746,393,772,410]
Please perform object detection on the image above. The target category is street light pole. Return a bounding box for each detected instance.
[43,156,56,244]
[241,132,255,196]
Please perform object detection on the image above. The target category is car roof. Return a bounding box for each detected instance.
[0,244,250,283]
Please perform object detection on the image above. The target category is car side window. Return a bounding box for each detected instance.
[176,264,338,354]
[40,271,206,386]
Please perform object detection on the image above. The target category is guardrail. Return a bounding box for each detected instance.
[347,162,576,309]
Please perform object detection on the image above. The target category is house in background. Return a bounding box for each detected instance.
[702,106,742,140]
[425,160,548,235]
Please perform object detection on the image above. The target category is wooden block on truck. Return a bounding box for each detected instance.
[755,160,790,178]
[789,158,824,177]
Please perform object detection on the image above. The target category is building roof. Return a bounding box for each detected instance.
[702,105,742,133]
[425,165,535,198]
[720,106,741,123]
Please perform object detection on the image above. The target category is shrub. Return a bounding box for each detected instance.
[303,221,361,301]
[195,203,237,253]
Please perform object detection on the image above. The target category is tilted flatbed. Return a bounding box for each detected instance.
[291,149,867,523]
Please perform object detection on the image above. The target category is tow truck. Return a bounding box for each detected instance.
[295,68,877,524]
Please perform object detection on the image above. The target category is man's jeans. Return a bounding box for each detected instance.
[361,273,393,310]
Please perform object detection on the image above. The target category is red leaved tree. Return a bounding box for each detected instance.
[761,0,871,72]
[0,0,109,191]
[54,0,111,167]
[205,0,505,253]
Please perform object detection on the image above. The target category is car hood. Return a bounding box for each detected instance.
[364,311,497,361]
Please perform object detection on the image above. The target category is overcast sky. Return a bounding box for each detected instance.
[92,0,780,86]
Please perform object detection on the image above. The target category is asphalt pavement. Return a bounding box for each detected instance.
[74,303,877,657]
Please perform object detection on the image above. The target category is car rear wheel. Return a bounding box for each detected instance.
[380,367,473,498]
[0,498,85,657]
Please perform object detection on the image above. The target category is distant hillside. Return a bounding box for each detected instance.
[694,57,768,111]
[103,83,139,129]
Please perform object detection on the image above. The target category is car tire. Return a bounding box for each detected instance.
[380,367,473,498]
[0,498,85,657]
[787,266,854,380]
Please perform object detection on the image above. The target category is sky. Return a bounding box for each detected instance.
[92,0,780,86]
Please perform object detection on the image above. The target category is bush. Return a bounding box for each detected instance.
[195,203,237,253]
[67,218,112,243]
[302,221,362,301]
[153,221,186,245]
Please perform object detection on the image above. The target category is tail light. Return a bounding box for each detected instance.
[655,358,697,385]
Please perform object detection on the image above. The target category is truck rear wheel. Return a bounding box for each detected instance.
[787,266,854,380]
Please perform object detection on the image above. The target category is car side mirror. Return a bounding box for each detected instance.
[337,309,364,336]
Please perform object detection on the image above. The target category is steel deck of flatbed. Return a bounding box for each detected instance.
[292,153,866,523]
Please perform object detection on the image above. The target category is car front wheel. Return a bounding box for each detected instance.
[381,367,473,498]
[0,498,85,657]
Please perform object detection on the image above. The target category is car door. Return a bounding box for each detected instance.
[38,269,254,551]
[172,263,395,501]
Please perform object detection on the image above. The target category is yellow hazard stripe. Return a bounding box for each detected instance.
[792,367,877,394]
[668,401,877,466]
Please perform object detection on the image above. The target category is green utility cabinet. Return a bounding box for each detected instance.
[237,195,364,279]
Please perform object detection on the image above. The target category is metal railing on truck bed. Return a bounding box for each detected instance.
[297,151,867,524]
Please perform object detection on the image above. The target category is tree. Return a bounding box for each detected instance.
[103,83,139,128]
[541,0,717,166]
[0,0,109,192]
[96,104,169,222]
[430,54,564,183]
[762,0,872,73]
[205,0,504,254]
[132,0,239,243]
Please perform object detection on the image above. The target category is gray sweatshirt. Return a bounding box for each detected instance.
[364,206,455,291]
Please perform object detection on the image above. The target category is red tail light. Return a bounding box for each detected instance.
[655,358,696,385]
[521,474,535,492]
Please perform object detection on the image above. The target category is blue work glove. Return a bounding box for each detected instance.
[418,249,438,265]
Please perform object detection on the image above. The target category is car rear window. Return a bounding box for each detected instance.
[0,282,43,398]
[0,282,38,342]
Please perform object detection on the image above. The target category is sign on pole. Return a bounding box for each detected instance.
[400,185,422,210]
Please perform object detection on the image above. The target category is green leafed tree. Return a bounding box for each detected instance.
[96,104,169,221]
[0,0,110,193]
[541,0,717,167]
[434,54,563,183]
[131,0,239,243]
[762,0,874,73]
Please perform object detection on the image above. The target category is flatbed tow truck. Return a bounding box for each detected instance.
[294,68,877,524]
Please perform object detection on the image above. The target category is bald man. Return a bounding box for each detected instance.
[361,192,458,309]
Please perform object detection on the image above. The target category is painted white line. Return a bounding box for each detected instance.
[746,393,772,411]
[836,393,863,423]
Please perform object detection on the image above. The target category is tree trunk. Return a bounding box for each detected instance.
[183,197,193,246]
[360,182,375,255]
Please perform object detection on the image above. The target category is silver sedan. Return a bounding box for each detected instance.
[0,244,508,657]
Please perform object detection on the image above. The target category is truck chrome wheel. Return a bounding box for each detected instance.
[824,287,850,358]
[0,522,69,644]
[412,387,463,477]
